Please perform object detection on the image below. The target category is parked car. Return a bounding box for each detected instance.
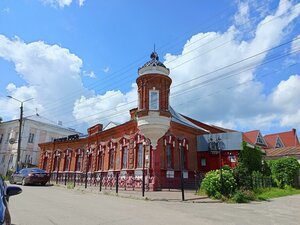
[9,168,50,186]
[0,176,22,225]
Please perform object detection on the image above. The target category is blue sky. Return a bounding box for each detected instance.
[1,0,300,137]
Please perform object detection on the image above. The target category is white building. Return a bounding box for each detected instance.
[0,116,80,176]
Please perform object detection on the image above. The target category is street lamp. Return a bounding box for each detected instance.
[7,96,33,171]
[178,140,185,201]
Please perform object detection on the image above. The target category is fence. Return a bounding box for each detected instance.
[252,175,272,189]
[49,171,203,193]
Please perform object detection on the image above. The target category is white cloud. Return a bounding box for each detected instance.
[1,7,10,14]
[41,0,72,8]
[79,0,85,7]
[103,67,110,73]
[40,0,85,8]
[6,83,17,92]
[0,35,91,128]
[83,70,96,78]
[234,1,250,26]
[72,84,137,127]
[271,75,300,129]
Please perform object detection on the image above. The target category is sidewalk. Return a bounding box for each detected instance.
[63,185,221,203]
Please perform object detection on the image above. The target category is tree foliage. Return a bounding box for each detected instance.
[233,142,264,190]
[268,157,300,188]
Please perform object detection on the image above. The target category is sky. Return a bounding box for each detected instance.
[0,0,300,137]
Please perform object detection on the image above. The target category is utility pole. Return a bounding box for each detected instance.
[7,96,33,172]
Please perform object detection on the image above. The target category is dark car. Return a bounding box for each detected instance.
[10,168,50,186]
[0,176,22,225]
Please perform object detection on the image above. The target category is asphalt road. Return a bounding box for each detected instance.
[8,185,300,225]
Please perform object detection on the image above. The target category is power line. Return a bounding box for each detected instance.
[63,46,300,129]
[34,0,281,115]
[36,3,297,120]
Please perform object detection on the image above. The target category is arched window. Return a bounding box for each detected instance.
[149,90,159,110]
[75,154,83,171]
[179,138,189,170]
[53,157,58,171]
[166,144,173,169]
[97,151,103,171]
[53,151,61,171]
[122,146,128,169]
[64,150,72,171]
[109,150,114,170]
[137,143,143,168]
[43,157,48,171]
[42,151,49,171]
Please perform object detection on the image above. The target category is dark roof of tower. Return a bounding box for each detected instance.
[139,51,167,69]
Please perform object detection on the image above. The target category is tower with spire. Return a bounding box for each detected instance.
[136,51,172,149]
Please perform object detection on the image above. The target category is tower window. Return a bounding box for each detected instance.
[149,90,159,110]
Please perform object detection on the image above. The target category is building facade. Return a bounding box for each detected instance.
[38,52,240,190]
[0,117,80,176]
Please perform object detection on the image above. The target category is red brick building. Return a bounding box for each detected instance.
[38,52,240,190]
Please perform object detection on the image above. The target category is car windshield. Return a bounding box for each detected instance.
[30,169,46,173]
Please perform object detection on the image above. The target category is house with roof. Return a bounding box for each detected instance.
[0,115,80,176]
[38,52,241,191]
[264,129,299,148]
[243,128,300,163]
[243,130,268,148]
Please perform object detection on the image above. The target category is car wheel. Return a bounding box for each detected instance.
[22,178,27,186]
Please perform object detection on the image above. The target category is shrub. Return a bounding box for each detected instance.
[232,190,256,203]
[268,157,300,188]
[200,169,236,199]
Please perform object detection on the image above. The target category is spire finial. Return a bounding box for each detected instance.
[150,44,159,61]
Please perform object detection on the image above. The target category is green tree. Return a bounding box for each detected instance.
[234,142,263,190]
[268,157,300,188]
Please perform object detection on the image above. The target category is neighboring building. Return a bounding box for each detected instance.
[243,130,268,149]
[0,116,80,176]
[38,52,241,191]
[264,129,300,148]
[243,128,300,149]
[265,146,300,163]
[243,128,300,163]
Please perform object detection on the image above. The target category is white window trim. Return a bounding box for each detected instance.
[149,90,159,110]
